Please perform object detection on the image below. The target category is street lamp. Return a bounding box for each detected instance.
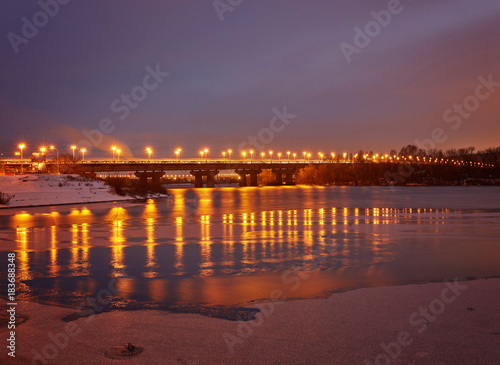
[319,152,323,162]
[269,151,273,161]
[40,147,47,163]
[228,149,232,162]
[307,153,311,163]
[278,152,282,162]
[146,147,152,162]
[250,150,254,162]
[50,146,59,174]
[18,144,25,174]
[293,153,296,162]
[204,149,208,162]
[71,145,76,160]
[81,148,86,162]
[222,151,226,161]
[287,151,290,162]
[175,148,181,162]
[116,149,121,161]
[111,146,116,161]
[200,151,204,161]
[303,152,306,162]
[242,151,247,162]
[343,152,347,163]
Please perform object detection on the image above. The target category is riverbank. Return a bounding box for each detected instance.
[0,175,168,208]
[1,278,499,364]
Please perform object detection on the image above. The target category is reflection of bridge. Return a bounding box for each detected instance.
[76,161,315,187]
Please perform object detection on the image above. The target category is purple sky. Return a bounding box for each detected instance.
[1,0,500,159]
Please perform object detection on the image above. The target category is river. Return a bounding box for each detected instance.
[1,186,499,316]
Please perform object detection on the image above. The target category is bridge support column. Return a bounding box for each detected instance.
[135,171,165,187]
[206,171,219,188]
[273,171,283,185]
[249,171,259,186]
[285,171,294,185]
[191,171,204,188]
[190,170,219,188]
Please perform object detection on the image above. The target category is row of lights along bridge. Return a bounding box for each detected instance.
[12,144,495,169]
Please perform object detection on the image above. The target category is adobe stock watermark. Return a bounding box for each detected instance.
[223,234,338,353]
[364,278,467,365]
[8,0,72,54]
[237,106,297,153]
[339,0,410,64]
[31,277,120,364]
[78,64,169,154]
[415,74,500,151]
[213,0,243,22]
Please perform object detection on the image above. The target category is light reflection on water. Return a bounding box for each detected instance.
[1,186,500,307]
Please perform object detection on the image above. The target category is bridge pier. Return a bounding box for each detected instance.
[272,168,296,185]
[135,171,165,187]
[190,170,219,188]
[235,169,262,187]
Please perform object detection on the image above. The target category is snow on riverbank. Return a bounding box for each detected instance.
[0,174,134,208]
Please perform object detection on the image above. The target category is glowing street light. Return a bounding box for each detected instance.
[269,151,273,161]
[146,147,152,162]
[222,151,226,161]
[319,152,323,162]
[50,146,59,174]
[71,145,76,160]
[343,152,347,162]
[111,146,116,161]
[40,147,47,162]
[228,149,232,162]
[287,151,290,162]
[175,148,181,162]
[81,148,86,162]
[242,151,247,162]
[307,153,311,163]
[250,150,254,162]
[18,144,25,174]
[278,152,282,161]
[116,149,121,161]
[261,152,265,161]
[293,153,296,162]
[303,152,306,162]
[200,150,204,161]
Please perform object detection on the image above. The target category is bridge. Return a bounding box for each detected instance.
[1,160,325,188]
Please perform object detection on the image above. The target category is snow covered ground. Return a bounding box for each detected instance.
[0,174,133,208]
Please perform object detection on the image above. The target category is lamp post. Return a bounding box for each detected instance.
[111,146,116,162]
[250,150,254,162]
[293,153,296,162]
[261,152,265,161]
[228,150,232,162]
[116,149,121,161]
[287,151,290,162]
[200,151,204,161]
[40,147,46,161]
[204,149,208,162]
[50,146,59,174]
[278,152,282,162]
[81,148,86,162]
[176,148,181,162]
[222,151,226,161]
[71,145,76,161]
[307,153,311,163]
[303,152,306,162]
[18,144,25,174]
[146,147,152,162]
[269,151,273,161]
[242,151,246,162]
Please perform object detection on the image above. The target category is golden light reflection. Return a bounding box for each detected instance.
[16,227,31,281]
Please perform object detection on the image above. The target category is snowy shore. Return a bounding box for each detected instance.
[0,175,152,208]
[1,278,499,364]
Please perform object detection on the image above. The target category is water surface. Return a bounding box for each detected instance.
[1,186,499,313]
